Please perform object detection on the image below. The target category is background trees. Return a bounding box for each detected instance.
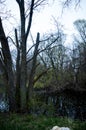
[73,19,86,88]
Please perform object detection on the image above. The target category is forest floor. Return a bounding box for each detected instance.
[0,113,86,130]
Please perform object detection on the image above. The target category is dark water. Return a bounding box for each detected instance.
[34,88,86,120]
[55,90,86,120]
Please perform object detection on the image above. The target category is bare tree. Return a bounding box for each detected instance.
[15,0,47,112]
[0,0,48,112]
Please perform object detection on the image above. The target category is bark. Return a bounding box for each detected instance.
[27,33,40,111]
[0,17,16,112]
[0,52,8,101]
[15,29,21,112]
[20,0,27,112]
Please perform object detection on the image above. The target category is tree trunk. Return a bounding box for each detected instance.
[15,29,21,112]
[0,17,16,112]
[20,1,27,112]
[27,33,40,111]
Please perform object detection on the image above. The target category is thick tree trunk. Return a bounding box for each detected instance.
[0,17,16,112]
[19,0,27,112]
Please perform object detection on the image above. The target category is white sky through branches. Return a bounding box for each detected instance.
[4,0,86,47]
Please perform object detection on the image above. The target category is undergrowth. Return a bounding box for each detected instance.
[0,113,86,130]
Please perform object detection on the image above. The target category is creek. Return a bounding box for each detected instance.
[34,88,86,120]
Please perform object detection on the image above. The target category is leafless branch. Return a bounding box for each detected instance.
[16,0,21,6]
[25,0,47,18]
[34,0,47,10]
[38,35,60,54]
[26,34,50,55]
[61,0,81,8]
[26,33,61,63]
[7,36,17,47]
[33,68,50,84]
[25,0,35,41]
[26,43,36,55]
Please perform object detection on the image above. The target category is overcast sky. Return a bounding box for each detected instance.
[4,0,86,46]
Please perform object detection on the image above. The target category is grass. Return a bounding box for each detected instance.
[0,113,86,130]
